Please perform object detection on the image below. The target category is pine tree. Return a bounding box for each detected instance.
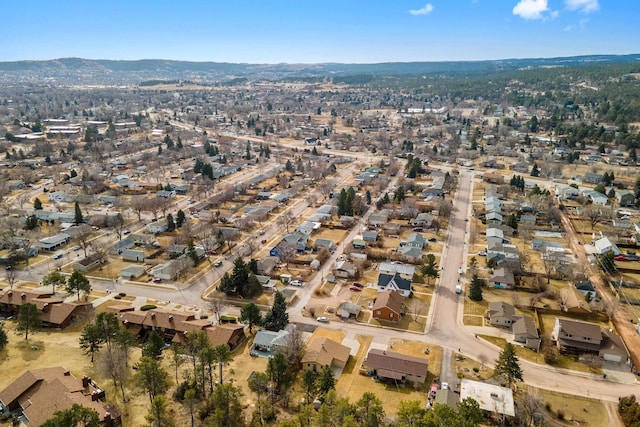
[263,291,289,331]
[74,202,83,224]
[469,274,483,302]
[176,209,186,228]
[494,343,523,388]
[530,163,540,177]
[166,213,176,232]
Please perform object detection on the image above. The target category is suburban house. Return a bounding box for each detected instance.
[73,252,105,273]
[122,248,145,262]
[402,232,426,249]
[486,228,508,244]
[0,289,92,329]
[519,214,536,226]
[362,230,379,243]
[378,262,415,280]
[251,329,290,356]
[0,367,121,427]
[486,301,517,327]
[120,265,146,280]
[485,212,503,225]
[531,239,563,252]
[337,301,361,319]
[489,268,515,289]
[151,261,180,281]
[460,379,515,417]
[352,238,367,250]
[37,232,70,251]
[377,272,412,297]
[148,219,168,233]
[617,190,635,207]
[575,281,596,299]
[333,260,358,278]
[205,324,246,350]
[314,238,335,252]
[512,316,541,351]
[365,349,428,385]
[372,290,404,322]
[368,209,389,228]
[487,301,540,351]
[397,245,423,263]
[108,306,245,350]
[559,287,592,314]
[410,213,434,228]
[593,237,621,256]
[301,337,350,374]
[255,275,278,293]
[551,318,601,355]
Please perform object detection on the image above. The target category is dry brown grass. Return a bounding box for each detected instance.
[537,387,609,426]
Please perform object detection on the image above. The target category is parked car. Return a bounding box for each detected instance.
[53,253,63,260]
[412,227,423,232]
[261,239,267,244]
[615,255,629,261]
[350,286,362,292]
[123,229,131,235]
[259,230,266,235]
[441,382,449,390]
[290,280,303,287]
[153,278,162,283]
[352,282,363,288]
[477,251,487,256]
[428,237,437,242]
[316,316,329,323]
[214,259,223,267]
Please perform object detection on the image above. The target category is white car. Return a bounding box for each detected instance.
[441,382,449,390]
[290,280,303,287]
[316,317,329,323]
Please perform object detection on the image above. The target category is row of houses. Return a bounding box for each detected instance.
[106,305,246,350]
[0,289,92,328]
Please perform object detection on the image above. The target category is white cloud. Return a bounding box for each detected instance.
[564,25,573,31]
[565,0,599,13]
[513,0,549,20]
[409,3,434,16]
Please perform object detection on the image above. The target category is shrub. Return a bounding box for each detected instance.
[219,315,237,323]
[140,304,157,311]
[118,292,126,297]
[113,295,122,300]
[473,367,479,373]
[556,410,565,420]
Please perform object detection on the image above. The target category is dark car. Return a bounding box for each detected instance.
[350,286,362,292]
[352,282,363,288]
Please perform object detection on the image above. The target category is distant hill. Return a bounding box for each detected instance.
[0,54,638,85]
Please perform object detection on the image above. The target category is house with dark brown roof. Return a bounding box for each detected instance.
[0,367,121,426]
[0,290,91,329]
[109,306,245,350]
[205,324,246,350]
[372,290,404,322]
[301,337,351,374]
[551,318,602,354]
[512,316,540,352]
[365,349,428,385]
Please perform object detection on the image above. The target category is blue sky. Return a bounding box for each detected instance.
[1,0,636,63]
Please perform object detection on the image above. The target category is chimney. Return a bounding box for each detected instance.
[150,313,155,319]
[168,315,173,320]
[21,293,26,298]
[82,376,90,387]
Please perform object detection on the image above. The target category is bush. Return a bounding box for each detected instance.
[472,367,479,373]
[140,304,157,311]
[556,410,565,420]
[118,292,126,297]
[113,295,122,300]
[219,315,237,323]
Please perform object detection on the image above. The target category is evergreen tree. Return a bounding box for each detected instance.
[366,190,372,205]
[530,163,540,177]
[25,214,39,230]
[176,209,186,228]
[494,343,523,388]
[67,271,91,301]
[469,274,483,302]
[17,303,40,340]
[143,330,165,359]
[166,213,176,232]
[420,254,439,286]
[263,291,289,331]
[33,197,43,210]
[42,404,101,427]
[79,323,104,363]
[0,324,7,351]
[74,202,83,224]
[134,356,171,403]
[318,365,336,397]
[240,303,262,334]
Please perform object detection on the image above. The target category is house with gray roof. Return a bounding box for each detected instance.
[377,272,412,297]
[251,329,290,356]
